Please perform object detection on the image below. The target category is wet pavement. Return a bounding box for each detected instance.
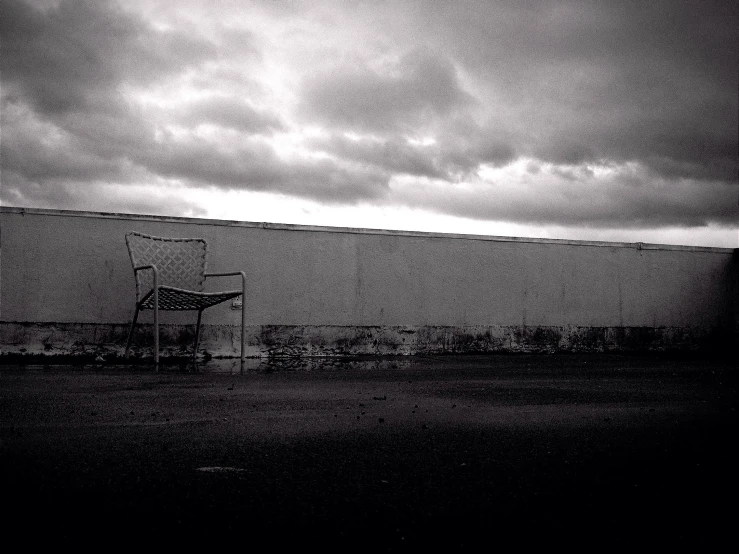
[0,354,736,551]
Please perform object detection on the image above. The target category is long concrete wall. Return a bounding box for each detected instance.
[1,207,736,358]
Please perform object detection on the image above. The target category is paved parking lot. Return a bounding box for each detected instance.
[1,354,736,551]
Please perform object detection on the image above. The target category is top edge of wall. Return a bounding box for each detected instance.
[1,206,735,253]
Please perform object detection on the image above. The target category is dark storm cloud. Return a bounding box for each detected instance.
[299,48,474,133]
[303,114,516,182]
[1,168,208,218]
[305,134,444,179]
[401,0,738,183]
[304,124,515,183]
[1,92,387,205]
[138,137,389,201]
[181,96,286,134]
[0,0,216,203]
[0,0,215,115]
[1,100,138,183]
[434,118,517,174]
[393,170,737,228]
[0,0,382,207]
[0,0,736,235]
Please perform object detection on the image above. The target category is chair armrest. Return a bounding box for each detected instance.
[205,271,246,293]
[134,265,159,281]
[133,265,159,303]
[205,271,245,278]
[134,264,159,274]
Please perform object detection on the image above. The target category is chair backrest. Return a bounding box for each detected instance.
[125,232,208,300]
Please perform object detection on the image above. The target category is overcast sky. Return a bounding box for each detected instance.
[1,0,737,246]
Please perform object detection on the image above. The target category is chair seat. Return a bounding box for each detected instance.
[139,287,242,311]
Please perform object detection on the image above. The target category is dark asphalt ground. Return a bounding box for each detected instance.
[1,354,736,551]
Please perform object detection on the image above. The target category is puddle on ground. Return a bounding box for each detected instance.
[0,355,424,375]
[195,466,248,473]
[200,355,423,374]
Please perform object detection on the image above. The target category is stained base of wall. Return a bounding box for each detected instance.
[0,322,730,359]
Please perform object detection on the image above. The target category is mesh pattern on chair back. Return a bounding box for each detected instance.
[126,232,208,300]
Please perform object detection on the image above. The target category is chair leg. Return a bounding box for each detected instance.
[153,287,159,365]
[193,309,203,361]
[240,295,246,365]
[125,306,140,359]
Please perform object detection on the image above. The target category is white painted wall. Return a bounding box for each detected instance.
[1,207,736,355]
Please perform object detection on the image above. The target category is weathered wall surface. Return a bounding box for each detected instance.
[1,207,736,358]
